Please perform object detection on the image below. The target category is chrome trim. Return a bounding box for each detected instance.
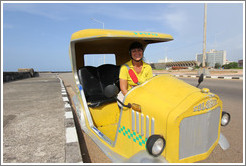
[92,127,113,145]
[78,85,94,127]
[70,42,94,128]
[136,112,139,133]
[141,114,144,136]
[146,115,149,138]
[151,118,155,135]
[219,132,230,150]
[112,104,124,147]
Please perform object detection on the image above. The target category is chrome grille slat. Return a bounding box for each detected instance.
[151,118,155,135]
[146,115,149,138]
[131,111,155,138]
[141,114,144,136]
[136,112,139,133]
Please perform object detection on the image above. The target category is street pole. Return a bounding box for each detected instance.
[91,18,105,64]
[202,3,207,68]
[214,54,215,68]
[91,18,104,29]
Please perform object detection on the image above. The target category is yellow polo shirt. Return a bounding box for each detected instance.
[119,60,153,91]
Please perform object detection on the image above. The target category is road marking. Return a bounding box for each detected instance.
[65,111,73,119]
[66,127,78,143]
[62,97,69,102]
[65,102,71,108]
[161,74,242,80]
[57,76,82,162]
[210,76,217,79]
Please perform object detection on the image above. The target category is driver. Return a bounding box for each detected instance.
[117,41,153,106]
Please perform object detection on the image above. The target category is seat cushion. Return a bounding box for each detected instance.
[97,64,121,89]
[77,64,120,107]
[78,66,103,100]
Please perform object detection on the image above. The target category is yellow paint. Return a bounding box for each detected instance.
[89,102,120,128]
[98,124,118,141]
[70,29,224,163]
[116,75,223,162]
[71,29,173,41]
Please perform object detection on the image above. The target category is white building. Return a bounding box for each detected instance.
[158,56,173,63]
[196,49,226,67]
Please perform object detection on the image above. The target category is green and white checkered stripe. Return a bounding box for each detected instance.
[118,126,148,147]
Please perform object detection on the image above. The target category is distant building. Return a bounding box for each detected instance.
[158,56,173,63]
[196,49,226,67]
[150,60,198,70]
[238,59,243,67]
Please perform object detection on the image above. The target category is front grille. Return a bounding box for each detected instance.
[131,110,155,138]
[179,107,221,160]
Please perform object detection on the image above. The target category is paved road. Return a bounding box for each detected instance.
[59,73,244,163]
[3,74,66,163]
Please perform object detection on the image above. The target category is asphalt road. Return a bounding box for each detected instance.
[59,73,244,163]
[179,77,243,163]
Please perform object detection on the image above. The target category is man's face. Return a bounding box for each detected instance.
[131,48,143,61]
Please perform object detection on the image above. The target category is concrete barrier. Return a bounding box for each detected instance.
[18,68,34,77]
[3,68,39,82]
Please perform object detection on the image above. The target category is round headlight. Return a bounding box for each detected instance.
[146,135,165,157]
[221,111,231,126]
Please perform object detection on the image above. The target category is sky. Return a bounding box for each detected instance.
[2,1,244,71]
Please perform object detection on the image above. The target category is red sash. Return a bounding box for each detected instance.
[124,64,140,85]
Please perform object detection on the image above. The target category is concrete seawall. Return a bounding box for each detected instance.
[3,72,39,82]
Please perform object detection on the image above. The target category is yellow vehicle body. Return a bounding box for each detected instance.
[69,29,228,163]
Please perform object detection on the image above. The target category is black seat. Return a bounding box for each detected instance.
[97,64,120,89]
[78,64,120,107]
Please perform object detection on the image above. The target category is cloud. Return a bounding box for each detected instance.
[161,11,188,33]
[3,3,189,33]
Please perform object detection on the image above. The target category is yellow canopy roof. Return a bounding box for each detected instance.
[70,29,174,69]
[71,29,173,43]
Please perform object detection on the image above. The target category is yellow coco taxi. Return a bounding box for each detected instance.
[69,29,231,163]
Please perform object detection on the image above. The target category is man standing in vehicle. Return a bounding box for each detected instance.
[118,41,153,98]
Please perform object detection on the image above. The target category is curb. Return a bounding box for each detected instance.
[172,75,243,80]
[58,77,83,163]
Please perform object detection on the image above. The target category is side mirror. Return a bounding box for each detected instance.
[104,84,119,98]
[196,73,204,88]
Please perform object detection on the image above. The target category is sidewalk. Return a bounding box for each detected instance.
[2,73,82,163]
